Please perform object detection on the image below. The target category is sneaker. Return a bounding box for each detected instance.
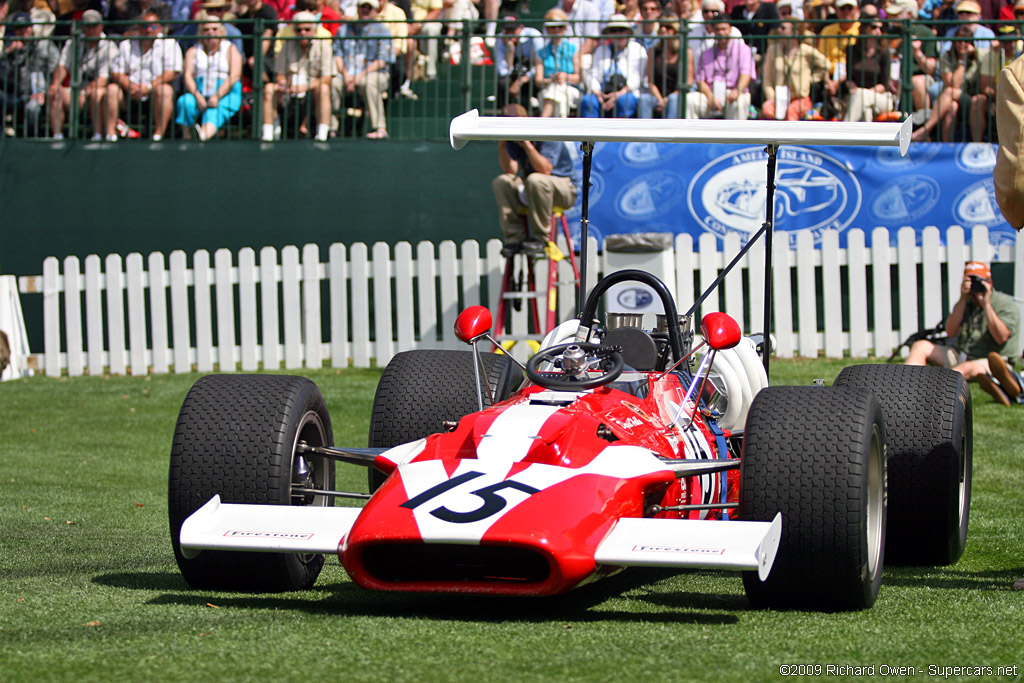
[315,130,329,142]
[90,134,102,142]
[978,374,1011,406]
[521,240,547,258]
[399,84,419,100]
[105,134,118,142]
[152,133,162,142]
[987,352,1021,400]
[53,133,64,141]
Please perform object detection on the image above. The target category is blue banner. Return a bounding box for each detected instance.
[560,141,1016,251]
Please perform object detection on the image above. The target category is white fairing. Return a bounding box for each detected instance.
[704,337,770,430]
[179,495,361,558]
[538,318,581,351]
[708,337,769,431]
[595,512,782,580]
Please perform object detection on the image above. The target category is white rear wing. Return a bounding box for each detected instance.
[450,109,911,155]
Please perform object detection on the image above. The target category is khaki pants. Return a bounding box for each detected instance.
[684,90,751,120]
[492,172,577,243]
[331,70,390,134]
[360,70,390,132]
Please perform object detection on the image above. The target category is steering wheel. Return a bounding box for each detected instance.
[525,342,625,391]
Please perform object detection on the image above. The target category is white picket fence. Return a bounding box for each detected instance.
[14,225,1023,377]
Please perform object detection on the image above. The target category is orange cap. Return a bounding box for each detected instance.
[964,261,991,280]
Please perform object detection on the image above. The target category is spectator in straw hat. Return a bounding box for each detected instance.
[938,0,995,54]
[905,261,1022,404]
[580,13,647,117]
[179,0,243,53]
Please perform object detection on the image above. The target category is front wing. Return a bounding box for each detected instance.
[179,496,782,581]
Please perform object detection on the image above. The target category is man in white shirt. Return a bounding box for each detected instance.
[558,0,603,55]
[106,11,183,141]
[580,14,647,117]
[688,0,743,70]
[49,9,117,141]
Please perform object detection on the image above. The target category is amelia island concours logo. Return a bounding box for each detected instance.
[686,146,862,245]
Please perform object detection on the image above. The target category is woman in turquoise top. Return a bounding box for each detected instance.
[534,9,581,117]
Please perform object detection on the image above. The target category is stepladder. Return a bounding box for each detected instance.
[493,208,580,354]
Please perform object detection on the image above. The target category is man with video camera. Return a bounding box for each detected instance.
[905,261,1022,404]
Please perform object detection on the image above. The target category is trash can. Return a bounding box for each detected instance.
[603,233,676,320]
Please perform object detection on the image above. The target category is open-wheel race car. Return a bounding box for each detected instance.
[169,115,972,611]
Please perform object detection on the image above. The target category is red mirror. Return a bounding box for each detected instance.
[454,306,493,343]
[701,312,741,350]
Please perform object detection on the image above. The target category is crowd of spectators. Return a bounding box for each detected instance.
[1,0,1022,141]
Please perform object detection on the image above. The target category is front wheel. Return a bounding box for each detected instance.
[168,374,335,592]
[367,350,522,491]
[740,385,887,611]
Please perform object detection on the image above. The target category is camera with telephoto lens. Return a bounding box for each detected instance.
[969,275,987,295]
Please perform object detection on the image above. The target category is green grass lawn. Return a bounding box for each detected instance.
[1,359,1021,682]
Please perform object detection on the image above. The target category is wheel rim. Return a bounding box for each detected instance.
[866,424,885,581]
[957,428,968,522]
[290,410,330,508]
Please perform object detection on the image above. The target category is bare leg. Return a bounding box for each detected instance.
[904,339,946,366]
[969,93,988,142]
[105,84,123,137]
[153,83,175,137]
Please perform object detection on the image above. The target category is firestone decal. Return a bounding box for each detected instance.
[224,530,315,540]
[631,544,725,555]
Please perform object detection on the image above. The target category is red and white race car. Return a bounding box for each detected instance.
[169,116,971,611]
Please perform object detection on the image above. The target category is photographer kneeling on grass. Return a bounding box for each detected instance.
[905,261,1023,405]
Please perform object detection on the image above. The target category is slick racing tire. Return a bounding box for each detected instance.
[834,364,972,566]
[367,350,522,491]
[740,386,886,612]
[168,375,335,592]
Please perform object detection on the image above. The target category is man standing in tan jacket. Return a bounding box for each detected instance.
[995,53,1024,231]
[993,53,1024,592]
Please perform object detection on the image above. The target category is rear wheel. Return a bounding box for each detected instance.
[740,386,886,611]
[834,364,972,565]
[367,350,521,491]
[168,375,335,592]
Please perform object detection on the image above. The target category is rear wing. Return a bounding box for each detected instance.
[449,111,910,379]
[450,110,911,154]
